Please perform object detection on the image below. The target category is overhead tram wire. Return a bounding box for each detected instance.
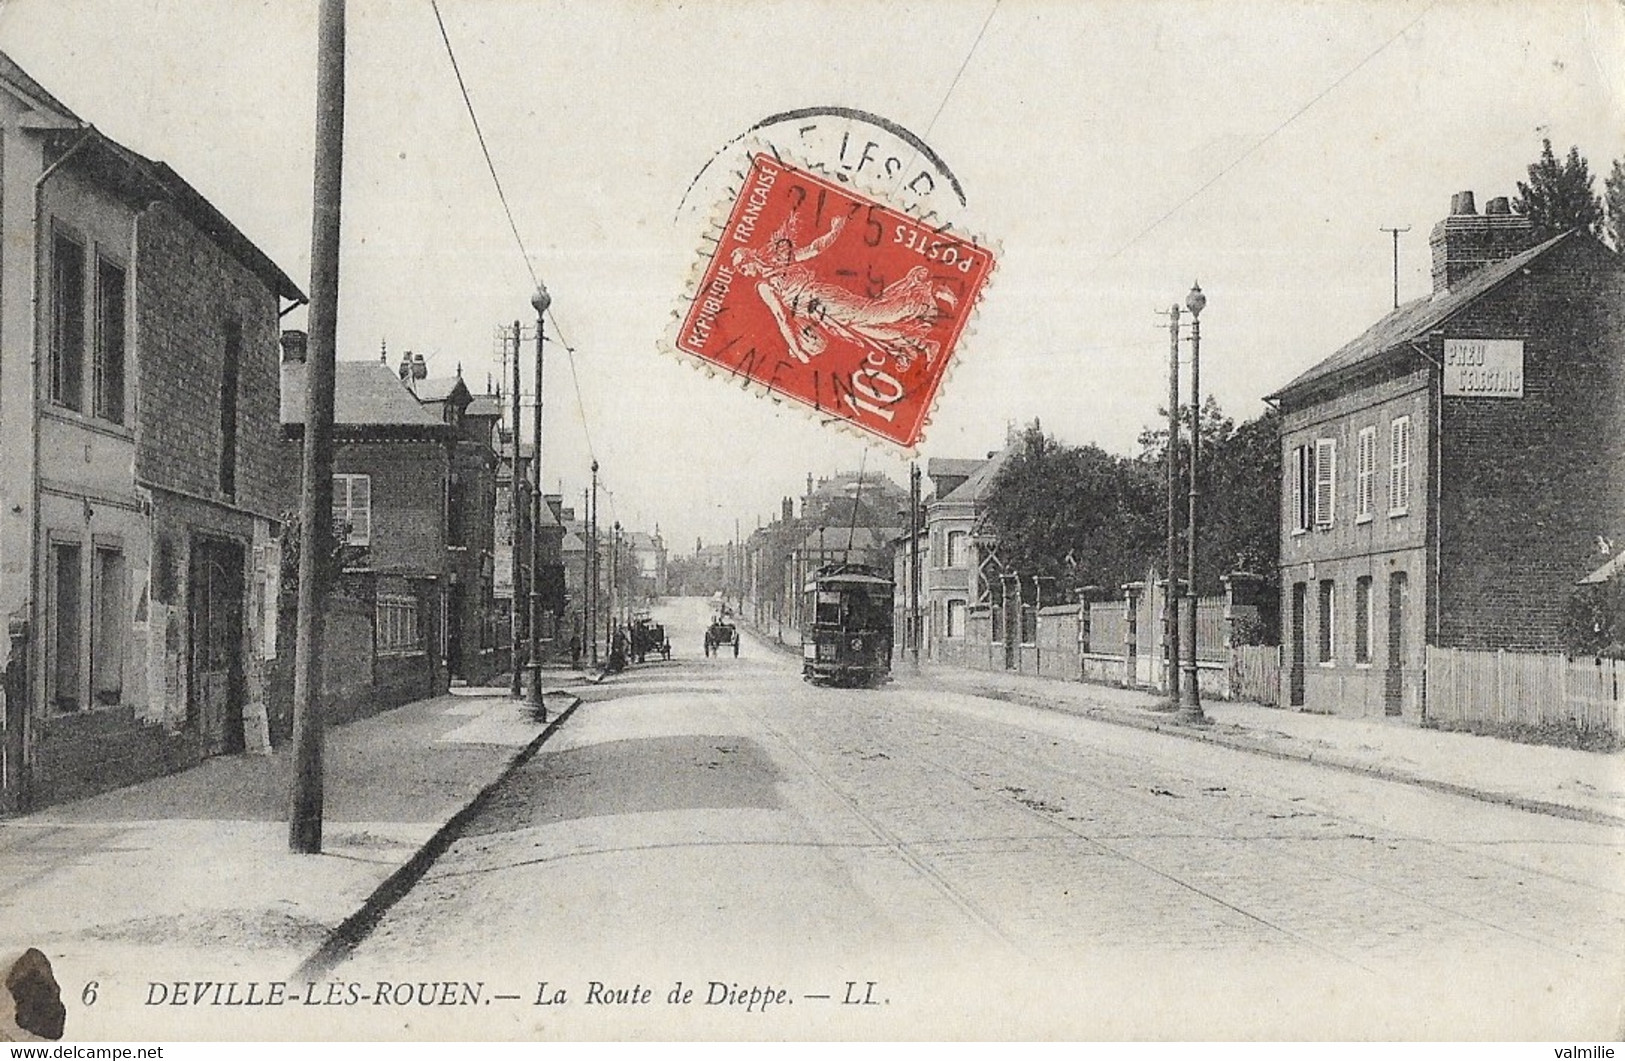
[1103,0,1438,264]
[430,0,598,464]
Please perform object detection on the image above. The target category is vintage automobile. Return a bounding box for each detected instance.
[628,614,671,662]
[703,618,739,657]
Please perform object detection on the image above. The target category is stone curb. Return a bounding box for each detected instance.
[927,676,1625,830]
[718,623,1624,827]
[292,691,584,981]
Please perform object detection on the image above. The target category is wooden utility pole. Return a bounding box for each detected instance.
[508,320,522,698]
[589,460,598,666]
[909,461,921,668]
[1381,225,1411,309]
[290,0,346,854]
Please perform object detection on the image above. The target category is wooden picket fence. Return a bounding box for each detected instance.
[1425,646,1625,741]
[1230,645,1282,707]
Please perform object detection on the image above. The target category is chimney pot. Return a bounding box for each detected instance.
[1430,189,1534,294]
[279,329,308,364]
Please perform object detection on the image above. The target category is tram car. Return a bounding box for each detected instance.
[801,562,894,687]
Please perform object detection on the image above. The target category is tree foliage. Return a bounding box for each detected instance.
[1515,138,1604,240]
[982,404,1281,602]
[1561,579,1625,659]
[1605,158,1625,252]
[1137,400,1281,594]
[984,423,1161,594]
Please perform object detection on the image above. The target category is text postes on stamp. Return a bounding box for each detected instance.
[676,153,995,449]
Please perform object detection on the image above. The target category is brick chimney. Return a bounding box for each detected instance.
[398,350,427,387]
[279,329,308,364]
[1429,191,1535,294]
[782,496,794,523]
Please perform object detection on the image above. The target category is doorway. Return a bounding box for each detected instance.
[1385,571,1408,716]
[189,537,245,755]
[1289,582,1307,707]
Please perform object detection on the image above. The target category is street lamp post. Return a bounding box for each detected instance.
[588,459,598,667]
[528,284,550,718]
[1165,303,1182,705]
[1179,281,1207,721]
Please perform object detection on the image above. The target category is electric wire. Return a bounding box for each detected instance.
[429,0,599,467]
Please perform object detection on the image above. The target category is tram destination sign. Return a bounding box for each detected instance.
[1443,338,1524,398]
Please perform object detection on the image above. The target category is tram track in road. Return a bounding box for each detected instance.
[864,692,1620,966]
[715,688,1025,957]
[735,687,1378,971]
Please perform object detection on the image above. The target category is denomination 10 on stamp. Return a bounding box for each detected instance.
[677,153,995,449]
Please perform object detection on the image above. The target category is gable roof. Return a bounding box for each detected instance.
[466,394,503,419]
[282,360,444,431]
[1268,230,1586,403]
[0,50,79,119]
[938,444,1012,505]
[926,457,984,480]
[0,50,303,303]
[415,375,471,404]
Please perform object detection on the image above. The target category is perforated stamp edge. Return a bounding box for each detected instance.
[663,139,1000,455]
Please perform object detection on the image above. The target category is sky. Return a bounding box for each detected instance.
[1,0,1620,551]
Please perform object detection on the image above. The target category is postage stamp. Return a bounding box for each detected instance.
[675,152,995,449]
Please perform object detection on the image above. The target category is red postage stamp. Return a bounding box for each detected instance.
[676,153,995,448]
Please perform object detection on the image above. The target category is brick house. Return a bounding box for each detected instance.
[0,52,304,810]
[913,450,1011,662]
[1267,192,1625,719]
[549,495,589,656]
[279,342,451,723]
[413,371,501,685]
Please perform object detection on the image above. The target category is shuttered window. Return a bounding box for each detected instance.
[1289,445,1313,533]
[1389,416,1412,516]
[1313,438,1336,527]
[1356,426,1376,521]
[333,474,372,546]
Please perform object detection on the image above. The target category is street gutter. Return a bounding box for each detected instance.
[293,690,584,981]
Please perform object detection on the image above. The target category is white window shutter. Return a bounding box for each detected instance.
[1289,446,1302,531]
[1314,439,1336,526]
[1390,416,1411,512]
[351,475,371,545]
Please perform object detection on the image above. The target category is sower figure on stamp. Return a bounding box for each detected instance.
[731,214,957,369]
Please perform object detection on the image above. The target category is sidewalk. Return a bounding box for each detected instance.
[910,663,1625,827]
[0,676,591,991]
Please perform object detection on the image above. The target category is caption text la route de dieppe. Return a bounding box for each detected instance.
[139,978,887,1014]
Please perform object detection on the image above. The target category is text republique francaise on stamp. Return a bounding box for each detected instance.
[676,152,995,449]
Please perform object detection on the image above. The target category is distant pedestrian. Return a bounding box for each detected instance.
[570,634,582,668]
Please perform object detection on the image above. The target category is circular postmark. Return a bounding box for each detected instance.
[670,108,996,450]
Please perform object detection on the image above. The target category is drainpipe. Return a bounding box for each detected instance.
[1409,338,1445,722]
[1407,339,1444,648]
[26,125,96,772]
